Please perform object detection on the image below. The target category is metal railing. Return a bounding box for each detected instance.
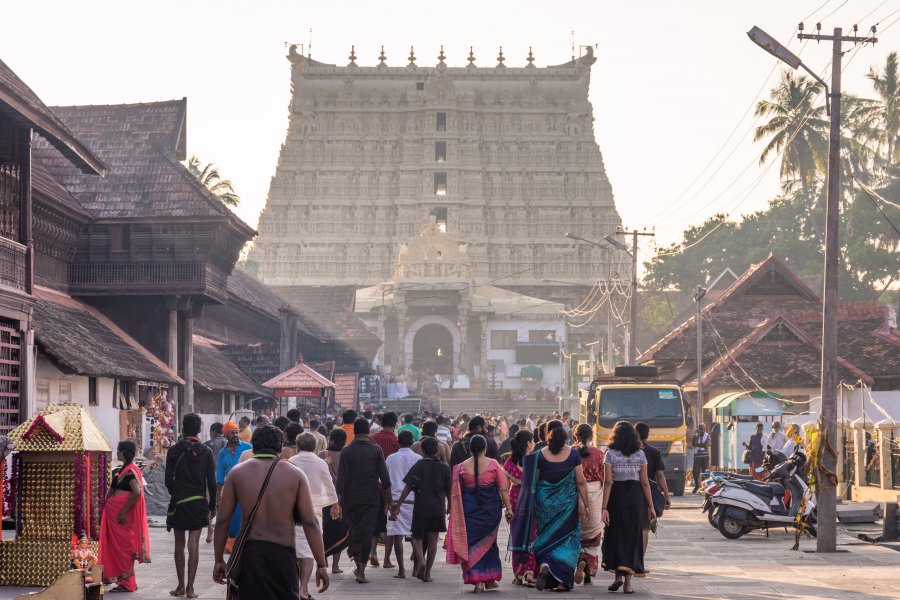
[0,236,27,292]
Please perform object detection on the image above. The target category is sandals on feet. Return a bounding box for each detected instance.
[535,565,550,591]
[608,580,624,592]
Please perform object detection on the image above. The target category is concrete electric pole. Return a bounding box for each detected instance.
[607,228,655,364]
[748,23,876,553]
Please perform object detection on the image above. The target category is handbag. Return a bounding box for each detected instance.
[741,449,752,465]
[225,458,281,600]
[648,478,666,517]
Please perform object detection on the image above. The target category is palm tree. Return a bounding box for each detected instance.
[857,52,900,175]
[754,70,830,199]
[186,155,240,207]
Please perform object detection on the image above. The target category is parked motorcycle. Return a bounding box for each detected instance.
[707,446,817,539]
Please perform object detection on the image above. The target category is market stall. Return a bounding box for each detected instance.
[0,403,111,587]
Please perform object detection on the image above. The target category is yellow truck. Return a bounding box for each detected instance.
[578,366,692,496]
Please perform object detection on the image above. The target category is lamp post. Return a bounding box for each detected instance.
[747,24,876,553]
[694,286,707,421]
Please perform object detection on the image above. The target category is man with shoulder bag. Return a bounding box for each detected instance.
[213,425,329,600]
[635,422,670,555]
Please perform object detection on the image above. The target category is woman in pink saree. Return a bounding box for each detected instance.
[446,435,514,593]
[99,440,150,592]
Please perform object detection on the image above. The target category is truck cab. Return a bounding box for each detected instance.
[578,366,692,496]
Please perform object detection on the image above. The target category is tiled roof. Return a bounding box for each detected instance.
[226,268,295,321]
[334,372,359,410]
[193,336,272,396]
[31,157,93,220]
[0,58,105,175]
[219,342,281,386]
[29,100,251,232]
[272,285,380,344]
[33,287,182,384]
[643,255,900,387]
[307,361,336,382]
[262,361,336,390]
[692,314,872,389]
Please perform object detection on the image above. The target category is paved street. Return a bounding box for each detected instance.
[4,496,900,599]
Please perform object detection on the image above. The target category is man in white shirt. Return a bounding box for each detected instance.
[435,415,453,445]
[289,433,339,600]
[385,430,421,579]
[765,421,787,453]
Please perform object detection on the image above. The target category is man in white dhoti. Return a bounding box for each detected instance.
[385,429,421,579]
[290,433,340,600]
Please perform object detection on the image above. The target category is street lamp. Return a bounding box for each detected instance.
[746,23,875,553]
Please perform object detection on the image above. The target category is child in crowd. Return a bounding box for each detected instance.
[392,437,451,583]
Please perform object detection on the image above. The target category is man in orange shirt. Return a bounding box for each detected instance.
[341,409,358,444]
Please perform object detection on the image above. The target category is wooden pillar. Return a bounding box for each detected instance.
[19,128,33,295]
[183,310,194,413]
[167,304,179,412]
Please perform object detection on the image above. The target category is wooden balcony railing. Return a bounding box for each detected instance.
[69,260,206,291]
[0,237,27,292]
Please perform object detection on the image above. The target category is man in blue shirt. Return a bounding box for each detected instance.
[217,421,252,552]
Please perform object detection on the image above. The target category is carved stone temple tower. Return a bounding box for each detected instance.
[249,44,623,308]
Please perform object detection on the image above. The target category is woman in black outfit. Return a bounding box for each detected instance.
[600,421,656,594]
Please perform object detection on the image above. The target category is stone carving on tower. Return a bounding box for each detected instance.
[395,225,472,282]
[250,44,623,301]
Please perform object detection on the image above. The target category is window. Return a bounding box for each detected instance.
[58,381,72,404]
[760,323,801,343]
[436,112,447,131]
[529,330,557,343]
[416,82,425,91]
[88,377,98,406]
[433,207,448,232]
[491,330,517,350]
[434,172,447,196]
[435,141,447,162]
[36,379,50,410]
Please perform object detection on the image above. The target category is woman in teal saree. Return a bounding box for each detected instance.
[509,423,590,591]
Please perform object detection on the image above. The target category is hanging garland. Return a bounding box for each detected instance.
[94,452,108,540]
[73,451,86,536]
[0,455,6,518]
[13,452,22,535]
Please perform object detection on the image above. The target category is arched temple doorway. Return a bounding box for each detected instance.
[412,324,454,375]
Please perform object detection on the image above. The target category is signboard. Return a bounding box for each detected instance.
[275,387,325,397]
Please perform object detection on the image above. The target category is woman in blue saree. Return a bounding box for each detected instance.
[447,435,514,593]
[510,422,591,592]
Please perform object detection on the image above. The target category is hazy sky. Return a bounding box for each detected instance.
[3,0,898,252]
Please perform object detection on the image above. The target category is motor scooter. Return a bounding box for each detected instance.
[699,471,754,528]
[707,445,816,539]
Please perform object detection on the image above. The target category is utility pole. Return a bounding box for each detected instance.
[694,286,707,420]
[748,22,875,554]
[614,227,655,364]
[798,24,874,553]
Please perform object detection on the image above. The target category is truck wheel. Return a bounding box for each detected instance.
[669,478,685,497]
[718,514,747,539]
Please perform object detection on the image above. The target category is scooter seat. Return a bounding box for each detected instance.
[733,480,785,498]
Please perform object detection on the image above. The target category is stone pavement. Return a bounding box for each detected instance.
[3,496,900,599]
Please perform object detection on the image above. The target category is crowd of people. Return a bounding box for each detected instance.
[98,407,670,598]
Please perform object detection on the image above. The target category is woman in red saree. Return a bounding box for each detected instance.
[99,441,151,592]
[574,424,604,584]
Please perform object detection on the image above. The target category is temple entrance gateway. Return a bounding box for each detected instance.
[412,324,453,375]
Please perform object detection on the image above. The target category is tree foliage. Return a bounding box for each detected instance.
[186,155,240,207]
[646,54,900,301]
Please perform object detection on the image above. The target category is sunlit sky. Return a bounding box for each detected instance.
[3,0,898,252]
